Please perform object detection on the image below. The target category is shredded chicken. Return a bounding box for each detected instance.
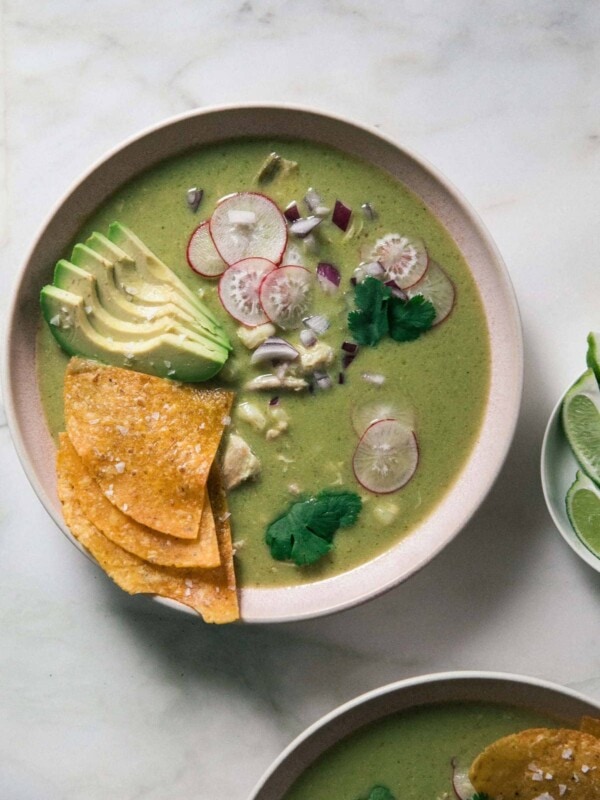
[221,433,261,490]
[244,374,308,392]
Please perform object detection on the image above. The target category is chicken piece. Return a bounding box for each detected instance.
[244,374,308,392]
[294,341,335,374]
[221,434,261,490]
[237,323,276,350]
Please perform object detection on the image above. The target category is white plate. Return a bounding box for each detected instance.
[541,378,600,573]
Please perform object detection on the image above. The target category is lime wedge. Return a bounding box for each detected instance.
[566,471,600,557]
[586,331,600,386]
[561,369,600,485]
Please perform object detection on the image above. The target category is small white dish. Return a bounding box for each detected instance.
[541,378,600,573]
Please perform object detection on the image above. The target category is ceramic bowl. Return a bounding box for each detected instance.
[249,670,600,799]
[541,379,600,573]
[3,104,523,622]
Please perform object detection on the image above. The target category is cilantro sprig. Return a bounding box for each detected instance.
[348,276,435,346]
[363,787,396,800]
[265,489,362,566]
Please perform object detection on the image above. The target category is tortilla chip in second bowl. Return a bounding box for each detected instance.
[469,727,600,800]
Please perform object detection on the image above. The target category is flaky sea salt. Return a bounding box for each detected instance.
[115,462,126,474]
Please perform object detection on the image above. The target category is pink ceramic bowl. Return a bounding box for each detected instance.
[3,104,522,623]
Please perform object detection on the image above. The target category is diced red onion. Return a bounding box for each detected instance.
[341,341,359,354]
[350,277,358,287]
[338,372,345,385]
[269,396,280,407]
[342,353,357,369]
[385,279,408,300]
[300,328,317,347]
[316,262,341,293]
[314,371,333,390]
[289,216,322,238]
[250,337,299,365]
[303,314,330,335]
[361,202,377,220]
[332,200,352,231]
[284,202,300,222]
[186,187,203,212]
[361,372,386,386]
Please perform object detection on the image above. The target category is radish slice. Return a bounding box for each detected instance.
[352,399,416,437]
[210,192,287,266]
[259,265,313,330]
[218,257,275,327]
[369,233,429,289]
[353,419,418,494]
[451,758,476,800]
[406,260,455,325]
[186,222,228,278]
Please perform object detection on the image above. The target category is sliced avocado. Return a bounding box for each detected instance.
[53,261,222,346]
[60,254,229,349]
[108,222,221,326]
[86,231,229,347]
[41,286,228,382]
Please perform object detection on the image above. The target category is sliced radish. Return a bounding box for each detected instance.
[451,758,476,800]
[353,419,418,494]
[259,265,313,330]
[406,260,455,325]
[210,192,287,266]
[218,257,275,327]
[369,233,428,289]
[186,221,228,278]
[351,399,416,437]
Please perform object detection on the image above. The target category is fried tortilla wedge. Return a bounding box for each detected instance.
[57,435,220,568]
[57,438,239,623]
[469,727,600,800]
[581,716,600,738]
[64,358,233,538]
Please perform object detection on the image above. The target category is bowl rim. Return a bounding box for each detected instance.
[2,102,523,623]
[248,669,600,799]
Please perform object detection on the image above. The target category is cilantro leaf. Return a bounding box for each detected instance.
[365,787,396,800]
[388,294,436,342]
[348,277,391,346]
[265,490,363,566]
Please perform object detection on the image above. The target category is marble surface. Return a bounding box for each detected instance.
[2,1,600,797]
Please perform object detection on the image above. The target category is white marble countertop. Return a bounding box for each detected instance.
[2,1,600,797]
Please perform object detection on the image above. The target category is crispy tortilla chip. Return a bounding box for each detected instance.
[57,439,239,623]
[64,358,233,538]
[581,716,600,738]
[207,462,237,600]
[470,727,600,800]
[57,435,220,568]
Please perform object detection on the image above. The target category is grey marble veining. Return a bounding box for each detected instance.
[2,1,600,797]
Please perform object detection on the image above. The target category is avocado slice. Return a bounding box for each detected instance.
[53,261,224,346]
[108,222,221,326]
[59,254,229,350]
[41,286,228,382]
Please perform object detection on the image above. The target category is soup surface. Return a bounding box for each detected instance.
[283,701,559,799]
[37,138,490,587]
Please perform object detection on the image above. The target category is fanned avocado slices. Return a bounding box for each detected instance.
[41,223,231,382]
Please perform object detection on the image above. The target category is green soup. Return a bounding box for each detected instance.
[36,138,490,587]
[283,702,559,800]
